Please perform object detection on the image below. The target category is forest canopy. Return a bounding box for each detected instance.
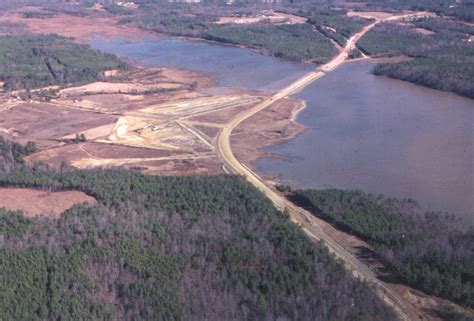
[0,137,398,321]
[358,20,474,98]
[0,34,128,90]
[289,189,474,308]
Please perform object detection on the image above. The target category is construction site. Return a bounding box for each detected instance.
[0,65,304,176]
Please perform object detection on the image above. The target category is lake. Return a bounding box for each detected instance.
[257,61,473,222]
[91,36,474,222]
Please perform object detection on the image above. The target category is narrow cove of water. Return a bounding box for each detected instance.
[91,36,473,222]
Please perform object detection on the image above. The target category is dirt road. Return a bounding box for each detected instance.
[217,13,428,321]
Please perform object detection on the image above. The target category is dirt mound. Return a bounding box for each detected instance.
[0,188,96,217]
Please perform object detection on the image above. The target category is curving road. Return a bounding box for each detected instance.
[217,13,428,321]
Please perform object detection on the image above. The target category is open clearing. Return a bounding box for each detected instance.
[347,11,396,20]
[0,188,96,217]
[216,12,307,25]
[0,7,152,42]
[1,59,299,175]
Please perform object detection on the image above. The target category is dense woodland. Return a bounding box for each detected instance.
[358,19,474,98]
[289,189,474,309]
[0,34,127,90]
[21,10,56,19]
[284,6,371,46]
[0,136,37,173]
[0,138,398,320]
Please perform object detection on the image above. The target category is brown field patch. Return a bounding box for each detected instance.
[216,12,306,25]
[60,81,185,97]
[347,11,395,20]
[216,16,266,25]
[25,142,182,167]
[0,9,153,42]
[192,125,220,142]
[0,188,96,217]
[0,102,117,149]
[104,116,210,151]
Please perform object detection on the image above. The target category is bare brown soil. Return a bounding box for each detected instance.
[0,188,96,217]
[347,11,396,20]
[0,7,153,42]
[216,12,306,25]
[0,101,116,149]
[16,79,300,176]
[8,66,267,176]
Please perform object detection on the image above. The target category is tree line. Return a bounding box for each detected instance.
[0,136,36,173]
[358,20,474,98]
[0,34,128,91]
[289,188,474,308]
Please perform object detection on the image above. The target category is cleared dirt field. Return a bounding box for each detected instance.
[0,7,152,42]
[13,69,287,176]
[347,11,396,20]
[16,84,301,175]
[0,188,96,217]
[0,101,116,149]
[60,81,184,96]
[216,12,306,25]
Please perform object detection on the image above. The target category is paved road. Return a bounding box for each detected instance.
[217,13,428,321]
